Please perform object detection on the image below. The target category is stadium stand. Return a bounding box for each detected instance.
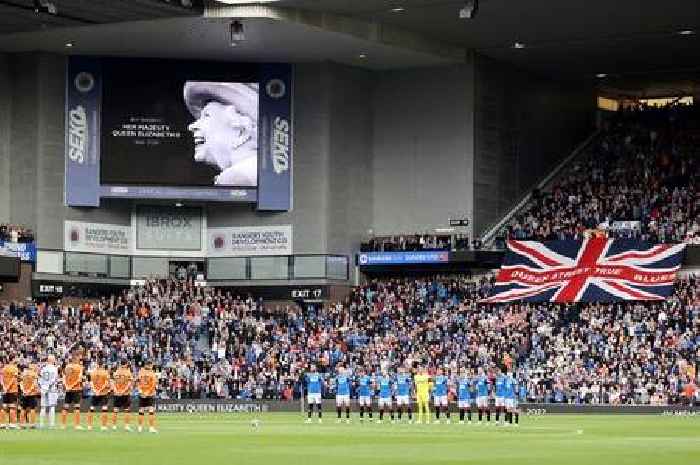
[0,223,34,243]
[3,1,700,463]
[503,104,699,245]
[2,274,697,405]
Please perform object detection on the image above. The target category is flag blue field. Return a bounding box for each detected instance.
[483,238,685,303]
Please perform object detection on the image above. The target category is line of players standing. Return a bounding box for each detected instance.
[305,364,520,426]
[0,351,159,433]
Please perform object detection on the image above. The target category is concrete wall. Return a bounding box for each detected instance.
[372,63,475,237]
[0,54,10,221]
[7,54,40,231]
[473,55,595,236]
[36,54,71,249]
[327,64,373,257]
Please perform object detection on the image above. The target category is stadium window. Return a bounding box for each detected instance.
[638,96,693,107]
[597,96,619,112]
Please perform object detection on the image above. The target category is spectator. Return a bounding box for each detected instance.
[0,223,35,243]
[1,273,697,405]
[503,103,698,245]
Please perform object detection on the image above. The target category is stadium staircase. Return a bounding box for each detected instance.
[479,131,601,249]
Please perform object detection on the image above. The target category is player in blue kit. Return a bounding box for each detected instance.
[475,367,491,424]
[457,368,473,424]
[432,368,450,424]
[395,366,413,423]
[376,370,394,424]
[305,364,324,423]
[494,368,507,426]
[356,368,373,422]
[504,371,519,426]
[334,365,352,423]
[376,370,394,423]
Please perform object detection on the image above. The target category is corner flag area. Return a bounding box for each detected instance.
[1,413,698,465]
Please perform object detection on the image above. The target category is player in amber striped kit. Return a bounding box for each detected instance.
[61,352,85,430]
[88,360,111,431]
[137,361,158,434]
[1,354,20,429]
[112,360,134,431]
[19,364,40,429]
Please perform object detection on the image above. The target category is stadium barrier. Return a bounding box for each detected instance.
[154,399,698,416]
[58,398,699,415]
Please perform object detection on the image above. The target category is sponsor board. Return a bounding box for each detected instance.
[64,221,132,255]
[136,206,203,251]
[257,64,293,211]
[0,241,37,262]
[40,399,700,415]
[65,57,102,207]
[156,401,269,414]
[153,400,700,415]
[208,225,292,257]
[357,251,449,266]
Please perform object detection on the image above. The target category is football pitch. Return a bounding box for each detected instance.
[1,413,698,465]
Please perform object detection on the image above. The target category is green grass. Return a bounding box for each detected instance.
[1,413,699,465]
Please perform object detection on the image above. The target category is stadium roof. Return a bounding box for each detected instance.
[0,0,202,34]
[0,0,699,81]
[276,0,700,77]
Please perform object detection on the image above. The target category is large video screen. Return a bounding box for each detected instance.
[65,57,292,211]
[101,60,259,188]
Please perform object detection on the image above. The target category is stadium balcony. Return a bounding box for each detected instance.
[0,223,34,243]
[360,234,467,253]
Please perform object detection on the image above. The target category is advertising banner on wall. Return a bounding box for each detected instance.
[257,64,293,211]
[136,206,203,251]
[64,57,102,207]
[64,221,132,255]
[208,225,292,256]
[357,251,449,266]
[0,241,37,262]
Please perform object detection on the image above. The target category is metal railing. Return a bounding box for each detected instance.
[35,250,350,282]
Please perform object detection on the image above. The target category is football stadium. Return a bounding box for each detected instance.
[0,1,699,464]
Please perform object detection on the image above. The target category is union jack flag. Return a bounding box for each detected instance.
[482,238,686,303]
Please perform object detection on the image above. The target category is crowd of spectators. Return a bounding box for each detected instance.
[1,273,698,406]
[504,104,699,245]
[361,234,471,252]
[0,223,34,243]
